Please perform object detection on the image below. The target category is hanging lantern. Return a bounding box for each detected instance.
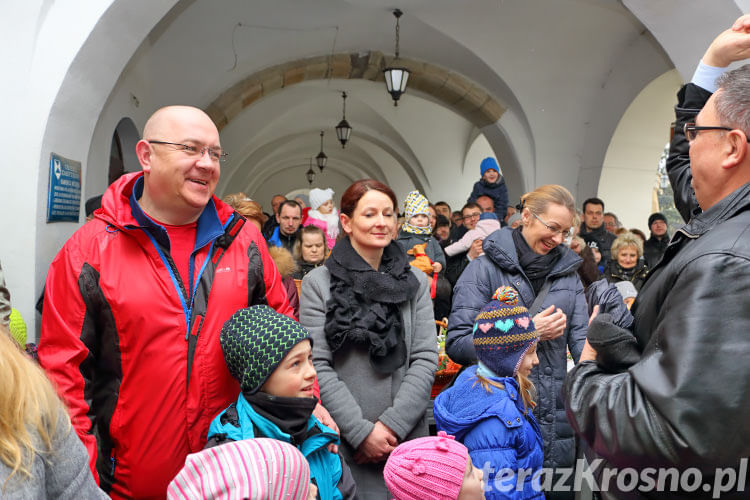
[383,9,410,106]
[306,158,316,186]
[315,131,327,172]
[335,91,352,148]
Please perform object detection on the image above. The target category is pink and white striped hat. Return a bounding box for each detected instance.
[167,438,311,500]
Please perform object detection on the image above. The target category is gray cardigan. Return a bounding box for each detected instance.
[0,410,107,499]
[300,266,438,497]
[300,266,438,446]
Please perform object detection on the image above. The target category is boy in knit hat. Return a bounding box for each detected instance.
[433,287,545,499]
[206,305,357,500]
[168,438,316,500]
[384,431,484,500]
[396,190,446,275]
[467,157,509,223]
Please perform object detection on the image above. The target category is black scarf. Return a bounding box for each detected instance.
[324,237,420,374]
[243,391,318,445]
[512,226,561,295]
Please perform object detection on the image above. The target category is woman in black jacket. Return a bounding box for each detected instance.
[603,231,649,291]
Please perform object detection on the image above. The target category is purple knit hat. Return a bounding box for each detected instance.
[472,286,539,377]
[384,431,469,500]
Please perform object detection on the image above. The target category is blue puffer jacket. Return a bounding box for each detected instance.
[207,395,346,500]
[446,227,587,470]
[434,366,545,499]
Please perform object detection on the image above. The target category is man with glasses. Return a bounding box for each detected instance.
[38,106,294,498]
[445,203,484,286]
[461,203,482,231]
[602,212,620,234]
[565,17,750,497]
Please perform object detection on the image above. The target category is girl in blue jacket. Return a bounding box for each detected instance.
[434,286,544,499]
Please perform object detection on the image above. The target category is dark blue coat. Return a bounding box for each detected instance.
[434,366,544,499]
[446,227,587,470]
[469,178,509,221]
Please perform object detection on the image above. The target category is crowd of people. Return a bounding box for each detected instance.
[2,15,750,500]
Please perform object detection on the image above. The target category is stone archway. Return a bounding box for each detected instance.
[205,51,506,132]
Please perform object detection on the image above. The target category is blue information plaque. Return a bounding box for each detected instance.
[46,153,82,223]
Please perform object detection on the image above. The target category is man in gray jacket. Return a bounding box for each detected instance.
[565,16,750,499]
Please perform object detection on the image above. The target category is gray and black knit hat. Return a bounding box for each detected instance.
[220,305,311,394]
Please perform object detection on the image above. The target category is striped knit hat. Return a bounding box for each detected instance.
[220,305,311,394]
[384,431,469,500]
[472,286,539,377]
[167,438,311,500]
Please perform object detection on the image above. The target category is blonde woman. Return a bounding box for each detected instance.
[446,184,588,498]
[0,326,105,498]
[604,231,649,291]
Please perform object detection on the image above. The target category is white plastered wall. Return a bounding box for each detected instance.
[598,69,684,233]
[0,0,119,336]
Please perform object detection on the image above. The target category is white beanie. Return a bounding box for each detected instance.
[309,188,334,210]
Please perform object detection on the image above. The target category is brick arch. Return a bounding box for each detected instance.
[205,51,506,131]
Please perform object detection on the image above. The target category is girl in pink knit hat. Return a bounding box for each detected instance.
[384,431,484,499]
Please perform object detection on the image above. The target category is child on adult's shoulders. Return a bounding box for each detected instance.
[205,305,357,500]
[304,188,339,250]
[468,157,509,223]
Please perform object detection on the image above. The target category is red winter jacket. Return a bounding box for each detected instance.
[39,173,293,499]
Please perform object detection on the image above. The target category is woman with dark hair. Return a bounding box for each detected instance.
[299,179,438,497]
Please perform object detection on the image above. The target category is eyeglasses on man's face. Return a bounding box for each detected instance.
[462,211,481,221]
[148,140,228,163]
[683,122,750,143]
[531,212,573,239]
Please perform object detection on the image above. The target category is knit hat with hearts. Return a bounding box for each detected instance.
[383,431,469,500]
[472,286,539,377]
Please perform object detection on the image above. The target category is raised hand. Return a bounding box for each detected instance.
[703,14,750,67]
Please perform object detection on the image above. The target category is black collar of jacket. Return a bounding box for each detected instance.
[278,227,300,243]
[580,223,607,237]
[679,182,750,239]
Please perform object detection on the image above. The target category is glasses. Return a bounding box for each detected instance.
[148,140,228,163]
[463,212,481,220]
[531,212,572,238]
[683,123,750,143]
